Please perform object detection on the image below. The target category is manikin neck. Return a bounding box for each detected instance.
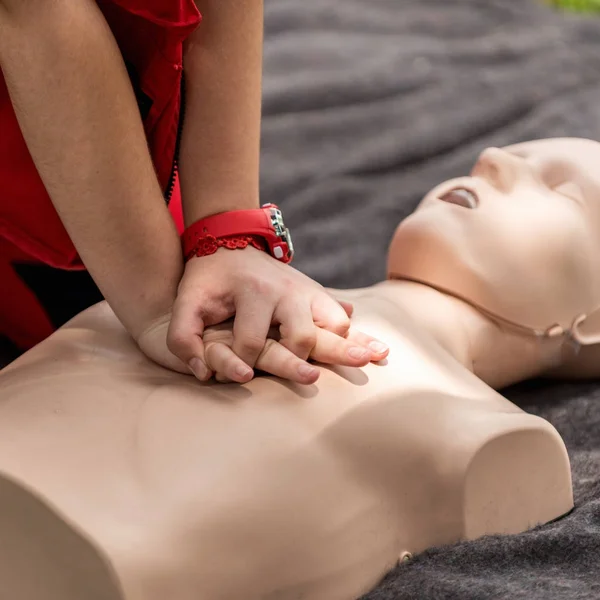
[375,280,565,389]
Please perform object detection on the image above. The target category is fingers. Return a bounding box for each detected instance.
[168,289,385,385]
[257,340,320,383]
[345,329,389,357]
[206,339,320,385]
[276,298,318,361]
[231,295,275,374]
[310,328,389,367]
[202,323,389,385]
[166,294,211,381]
[310,293,352,337]
[204,340,255,384]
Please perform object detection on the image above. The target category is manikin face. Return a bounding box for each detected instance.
[388,138,600,331]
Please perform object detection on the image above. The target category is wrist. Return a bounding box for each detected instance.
[102,254,182,343]
[183,233,266,263]
[126,296,176,344]
[132,310,172,343]
[181,204,294,265]
[182,193,260,226]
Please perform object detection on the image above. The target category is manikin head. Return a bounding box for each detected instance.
[388,138,600,341]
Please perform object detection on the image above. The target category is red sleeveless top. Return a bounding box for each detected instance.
[0,0,201,348]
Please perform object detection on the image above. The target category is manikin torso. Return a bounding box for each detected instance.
[3,137,600,600]
[0,291,572,600]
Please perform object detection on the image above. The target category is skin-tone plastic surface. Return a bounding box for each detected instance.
[3,138,598,600]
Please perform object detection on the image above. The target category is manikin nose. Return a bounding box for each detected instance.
[472,147,528,193]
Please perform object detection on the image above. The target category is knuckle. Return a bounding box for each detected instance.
[166,328,188,352]
[329,315,351,335]
[280,275,297,291]
[245,275,275,297]
[293,331,318,351]
[238,336,265,355]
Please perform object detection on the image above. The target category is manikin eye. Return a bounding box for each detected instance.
[439,187,479,209]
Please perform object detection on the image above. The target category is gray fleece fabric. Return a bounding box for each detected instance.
[260,0,600,597]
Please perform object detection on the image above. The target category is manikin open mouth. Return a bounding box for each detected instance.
[439,187,479,209]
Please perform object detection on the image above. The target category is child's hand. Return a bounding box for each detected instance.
[164,246,387,383]
[136,292,389,385]
[201,321,389,384]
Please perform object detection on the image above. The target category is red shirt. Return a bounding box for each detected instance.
[0,0,201,348]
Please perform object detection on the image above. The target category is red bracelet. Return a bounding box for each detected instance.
[181,203,293,264]
[183,232,266,262]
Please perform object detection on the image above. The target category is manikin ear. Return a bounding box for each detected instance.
[0,474,124,600]
[571,308,600,347]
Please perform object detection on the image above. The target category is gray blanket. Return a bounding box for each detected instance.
[260,1,600,598]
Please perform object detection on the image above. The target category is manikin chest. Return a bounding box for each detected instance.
[0,304,572,600]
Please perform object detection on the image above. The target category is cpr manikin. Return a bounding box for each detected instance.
[4,137,600,600]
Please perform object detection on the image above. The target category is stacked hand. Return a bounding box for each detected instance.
[137,246,388,383]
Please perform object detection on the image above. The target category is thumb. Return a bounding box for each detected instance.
[165,302,212,381]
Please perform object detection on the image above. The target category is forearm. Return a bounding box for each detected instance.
[0,1,182,338]
[180,0,264,224]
